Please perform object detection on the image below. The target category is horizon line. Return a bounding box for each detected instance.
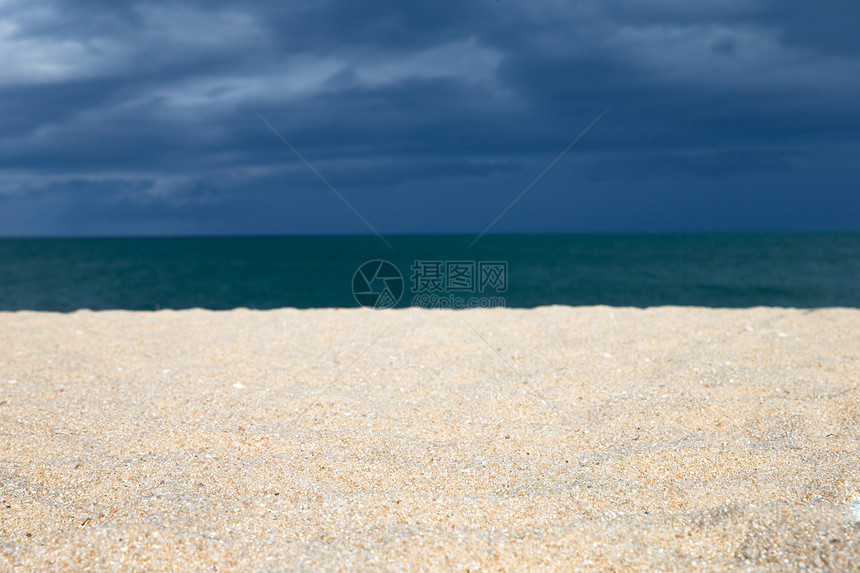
[0,229,859,240]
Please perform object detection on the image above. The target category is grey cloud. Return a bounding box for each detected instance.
[0,0,858,235]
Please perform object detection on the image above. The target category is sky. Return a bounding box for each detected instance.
[0,0,858,237]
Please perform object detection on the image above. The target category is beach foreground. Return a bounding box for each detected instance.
[1,307,858,571]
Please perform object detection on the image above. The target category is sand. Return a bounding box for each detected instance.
[0,306,858,571]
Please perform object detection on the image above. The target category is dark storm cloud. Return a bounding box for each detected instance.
[0,0,858,235]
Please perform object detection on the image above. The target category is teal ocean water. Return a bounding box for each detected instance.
[0,233,857,311]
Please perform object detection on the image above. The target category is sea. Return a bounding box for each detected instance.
[0,233,858,311]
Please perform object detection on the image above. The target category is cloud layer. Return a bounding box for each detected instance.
[1,0,858,235]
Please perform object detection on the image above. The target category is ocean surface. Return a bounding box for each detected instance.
[0,233,858,311]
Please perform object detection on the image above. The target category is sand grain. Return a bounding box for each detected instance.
[1,307,858,571]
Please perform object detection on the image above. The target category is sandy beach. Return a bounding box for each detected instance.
[1,306,858,571]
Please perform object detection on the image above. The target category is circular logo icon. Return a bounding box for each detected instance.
[352,260,404,309]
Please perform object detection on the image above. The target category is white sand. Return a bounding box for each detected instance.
[1,307,858,571]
